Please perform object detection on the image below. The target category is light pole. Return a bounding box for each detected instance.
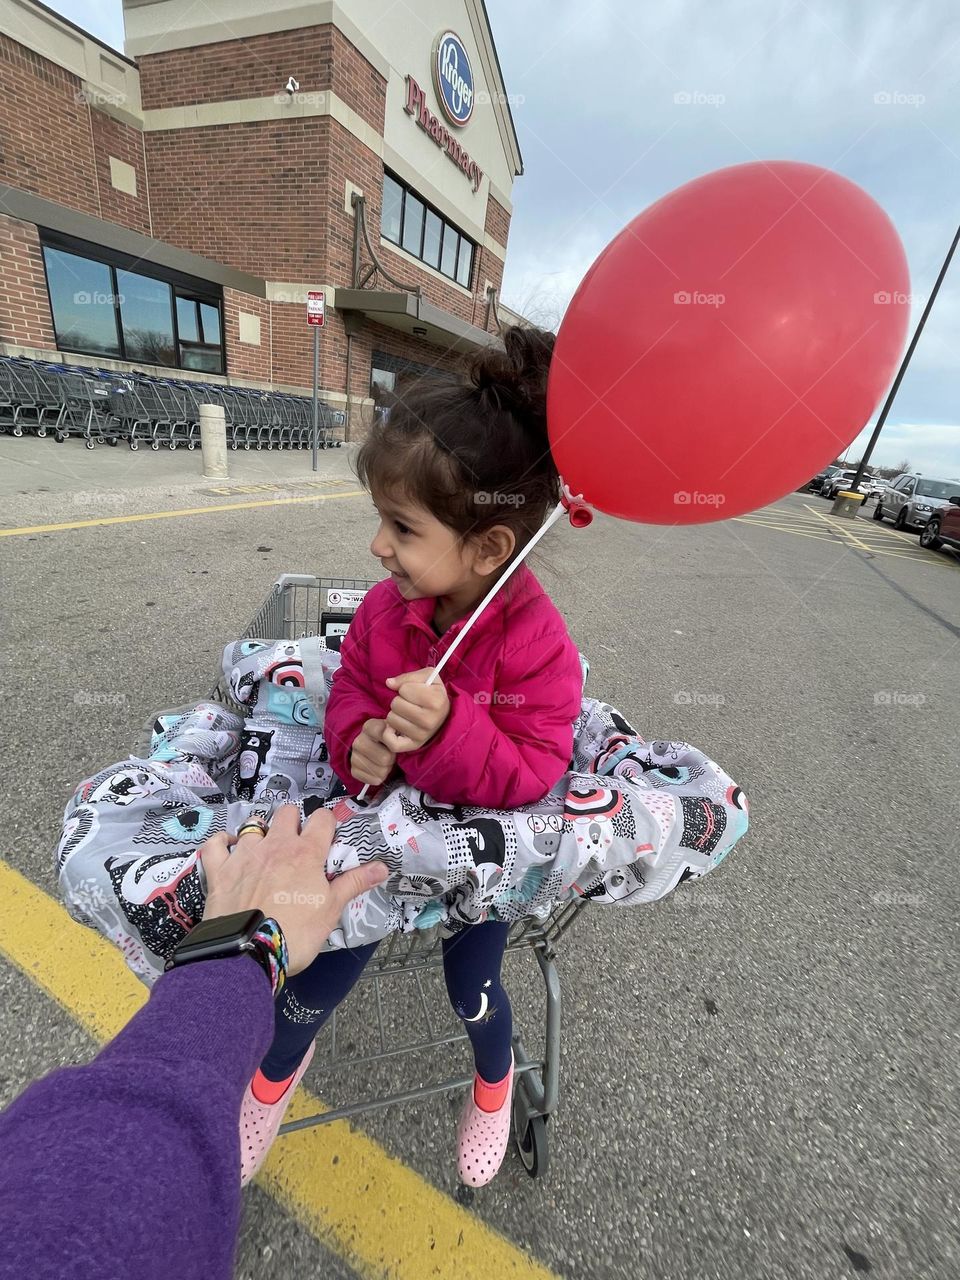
[850,219,960,492]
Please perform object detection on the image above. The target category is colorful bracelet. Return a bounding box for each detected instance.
[249,917,288,996]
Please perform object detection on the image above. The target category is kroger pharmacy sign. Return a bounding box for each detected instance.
[433,31,474,126]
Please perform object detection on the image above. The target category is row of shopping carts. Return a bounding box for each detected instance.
[0,354,343,452]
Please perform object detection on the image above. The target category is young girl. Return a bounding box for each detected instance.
[240,325,585,1188]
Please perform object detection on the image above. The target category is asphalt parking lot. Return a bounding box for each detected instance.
[1,437,957,1280]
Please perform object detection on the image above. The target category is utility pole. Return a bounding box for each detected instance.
[850,219,960,490]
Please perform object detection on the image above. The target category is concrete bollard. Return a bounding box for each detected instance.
[831,490,865,520]
[199,402,229,479]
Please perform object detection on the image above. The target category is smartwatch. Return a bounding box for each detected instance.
[165,909,288,996]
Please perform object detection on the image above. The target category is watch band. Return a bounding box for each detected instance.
[164,909,288,999]
[248,917,288,996]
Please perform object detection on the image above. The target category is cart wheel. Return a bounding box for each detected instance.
[97,436,105,445]
[514,1112,548,1179]
[12,427,23,438]
[243,442,251,451]
[107,436,118,447]
[256,443,263,451]
[151,442,160,451]
[334,441,342,448]
[36,427,47,439]
[55,433,66,444]
[168,442,177,450]
[84,438,95,450]
[266,442,274,450]
[230,443,238,451]
[187,442,196,451]
[129,441,139,451]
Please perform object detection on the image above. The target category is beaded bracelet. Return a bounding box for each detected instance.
[249,917,288,997]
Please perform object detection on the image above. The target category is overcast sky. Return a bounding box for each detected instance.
[55,0,960,474]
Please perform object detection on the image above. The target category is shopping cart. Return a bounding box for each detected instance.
[208,573,590,1178]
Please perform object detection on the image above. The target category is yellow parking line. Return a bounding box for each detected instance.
[732,519,837,541]
[802,504,873,551]
[0,490,366,538]
[0,860,556,1280]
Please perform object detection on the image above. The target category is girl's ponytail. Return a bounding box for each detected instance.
[467,326,555,451]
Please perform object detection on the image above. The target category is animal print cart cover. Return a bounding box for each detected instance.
[57,637,749,983]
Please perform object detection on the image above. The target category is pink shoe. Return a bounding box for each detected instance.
[239,1043,315,1186]
[457,1054,515,1187]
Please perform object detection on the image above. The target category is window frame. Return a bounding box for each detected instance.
[380,169,476,289]
[39,229,226,374]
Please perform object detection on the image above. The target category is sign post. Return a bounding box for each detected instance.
[306,291,325,472]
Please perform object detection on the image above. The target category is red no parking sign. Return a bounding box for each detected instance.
[306,291,325,326]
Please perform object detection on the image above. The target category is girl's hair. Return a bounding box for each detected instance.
[356,325,559,566]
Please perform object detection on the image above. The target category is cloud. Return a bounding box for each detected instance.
[489,0,960,451]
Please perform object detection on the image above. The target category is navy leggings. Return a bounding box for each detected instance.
[260,921,514,1084]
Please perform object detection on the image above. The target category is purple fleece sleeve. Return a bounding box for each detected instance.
[0,956,274,1280]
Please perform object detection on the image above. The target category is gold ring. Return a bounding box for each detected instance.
[237,818,268,840]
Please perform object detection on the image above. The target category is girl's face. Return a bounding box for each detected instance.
[369,491,514,608]
[369,493,472,601]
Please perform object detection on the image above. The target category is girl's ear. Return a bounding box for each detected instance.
[471,524,516,575]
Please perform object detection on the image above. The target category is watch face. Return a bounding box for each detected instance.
[172,909,264,963]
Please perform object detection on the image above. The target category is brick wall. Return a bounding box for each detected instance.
[138,25,385,133]
[0,213,56,347]
[145,117,333,280]
[90,111,151,235]
[0,33,99,216]
[0,34,150,235]
[223,287,271,381]
[484,194,510,250]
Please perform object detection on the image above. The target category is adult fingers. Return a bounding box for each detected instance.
[267,804,302,837]
[326,861,389,912]
[198,831,232,884]
[300,806,336,851]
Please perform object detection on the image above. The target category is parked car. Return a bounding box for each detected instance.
[820,470,873,500]
[807,465,851,494]
[919,494,960,552]
[801,466,835,492]
[873,473,960,531]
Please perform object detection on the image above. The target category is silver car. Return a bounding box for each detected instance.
[821,470,873,500]
[874,473,960,531]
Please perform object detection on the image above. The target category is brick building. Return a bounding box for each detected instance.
[0,0,524,433]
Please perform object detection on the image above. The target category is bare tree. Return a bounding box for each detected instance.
[895,457,912,474]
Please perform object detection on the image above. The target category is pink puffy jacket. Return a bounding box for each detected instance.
[324,564,584,809]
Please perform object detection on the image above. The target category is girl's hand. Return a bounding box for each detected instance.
[350,718,397,786]
[383,668,450,753]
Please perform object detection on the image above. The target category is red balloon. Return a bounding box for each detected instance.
[548,161,910,524]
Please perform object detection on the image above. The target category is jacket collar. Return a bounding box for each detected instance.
[395,562,541,638]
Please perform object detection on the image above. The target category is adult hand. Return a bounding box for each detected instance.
[382,668,450,752]
[199,805,387,975]
[349,717,397,786]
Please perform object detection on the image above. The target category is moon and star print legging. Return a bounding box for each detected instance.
[259,920,514,1084]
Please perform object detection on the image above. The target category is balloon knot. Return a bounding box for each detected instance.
[560,480,594,528]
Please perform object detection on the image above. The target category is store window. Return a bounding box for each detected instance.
[117,269,176,365]
[381,173,403,242]
[40,232,225,373]
[43,248,121,357]
[371,351,456,410]
[380,169,475,289]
